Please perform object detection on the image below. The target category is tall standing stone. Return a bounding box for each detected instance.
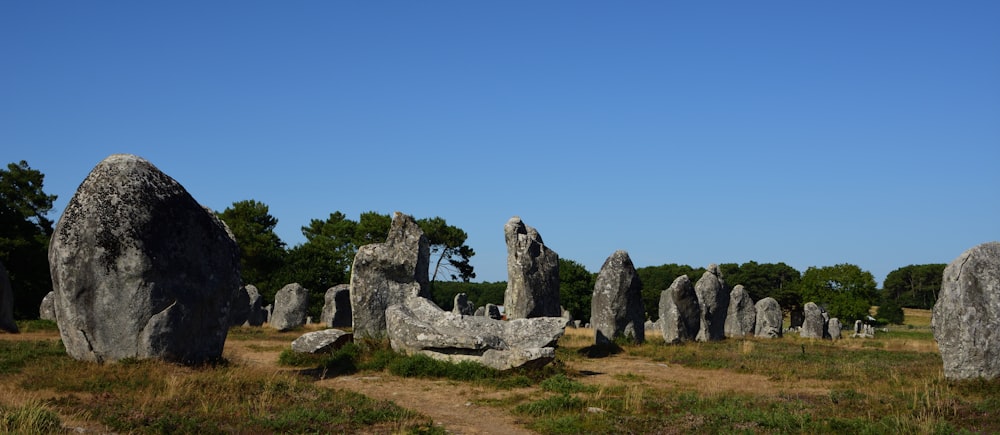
[590,250,645,344]
[0,261,18,333]
[48,154,240,363]
[724,285,756,338]
[659,275,700,343]
[933,242,1000,380]
[828,317,842,340]
[350,212,430,339]
[754,297,783,338]
[271,283,309,331]
[39,291,57,322]
[800,302,827,339]
[321,284,352,327]
[503,216,560,319]
[452,293,475,316]
[243,284,266,327]
[695,264,728,342]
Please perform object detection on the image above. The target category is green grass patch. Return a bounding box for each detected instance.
[14,319,59,332]
[539,374,596,394]
[0,339,66,375]
[0,401,62,433]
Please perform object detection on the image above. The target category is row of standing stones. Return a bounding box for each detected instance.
[15,153,999,378]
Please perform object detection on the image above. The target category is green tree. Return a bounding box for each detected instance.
[559,258,595,322]
[216,200,287,290]
[876,292,905,325]
[418,217,476,283]
[271,212,358,317]
[636,263,702,320]
[0,161,57,319]
[799,264,877,323]
[719,261,802,309]
[882,264,946,309]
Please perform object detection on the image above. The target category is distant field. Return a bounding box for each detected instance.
[904,307,933,327]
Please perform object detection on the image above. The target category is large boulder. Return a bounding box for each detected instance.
[0,261,18,333]
[48,154,240,363]
[320,284,352,327]
[39,291,57,322]
[800,302,827,339]
[271,283,309,331]
[590,250,645,344]
[291,329,353,354]
[503,217,560,319]
[754,297,783,338]
[386,296,565,370]
[350,212,430,339]
[933,242,1000,380]
[694,264,729,341]
[724,285,756,338]
[659,275,700,344]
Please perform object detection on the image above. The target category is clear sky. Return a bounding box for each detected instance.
[3,2,998,286]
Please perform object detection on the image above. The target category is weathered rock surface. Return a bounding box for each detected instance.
[724,285,756,338]
[321,284,352,327]
[291,329,353,354]
[800,302,827,339]
[386,296,565,370]
[39,290,57,322]
[486,303,502,320]
[0,261,18,333]
[591,250,645,344]
[754,297,783,338]
[503,216,560,319]
[452,293,475,316]
[48,154,239,363]
[243,285,267,327]
[350,212,430,339]
[933,242,1000,380]
[695,264,728,341]
[659,275,700,344]
[828,317,842,340]
[271,283,309,331]
[229,284,256,327]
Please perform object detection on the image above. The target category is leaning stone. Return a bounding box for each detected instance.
[291,329,353,354]
[933,242,1000,380]
[694,264,728,341]
[453,293,475,316]
[321,284,352,327]
[271,283,309,332]
[800,302,827,339]
[754,297,783,338]
[724,285,756,338]
[0,261,18,333]
[350,212,430,339]
[591,250,645,344]
[828,318,842,340]
[503,216,560,319]
[48,154,239,363]
[39,290,57,322]
[659,275,700,344]
[386,296,565,370]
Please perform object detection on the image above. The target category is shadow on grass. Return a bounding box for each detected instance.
[576,342,623,358]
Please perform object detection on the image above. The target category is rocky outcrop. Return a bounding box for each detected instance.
[39,291,57,322]
[321,284,351,327]
[48,154,239,363]
[724,285,756,338]
[271,283,309,331]
[754,297,783,338]
[933,242,1000,380]
[350,212,431,339]
[800,302,827,339]
[659,275,700,344]
[0,261,18,333]
[694,264,728,341]
[503,217,560,319]
[590,250,645,344]
[452,293,475,316]
[386,296,565,370]
[291,329,353,354]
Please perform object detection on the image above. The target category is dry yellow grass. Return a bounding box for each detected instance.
[904,308,932,327]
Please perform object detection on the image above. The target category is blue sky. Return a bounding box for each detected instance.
[3,2,998,285]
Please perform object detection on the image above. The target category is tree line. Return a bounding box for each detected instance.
[0,161,947,324]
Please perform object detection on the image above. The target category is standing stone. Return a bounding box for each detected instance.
[659,275,700,344]
[271,283,309,331]
[854,319,863,335]
[243,285,266,327]
[754,297,783,338]
[503,216,560,319]
[229,285,252,327]
[474,306,486,317]
[0,261,18,333]
[789,306,805,329]
[321,284,352,327]
[48,154,240,363]
[724,285,756,338]
[694,264,729,342]
[933,242,1000,380]
[591,250,645,344]
[800,302,827,339]
[39,291,57,322]
[561,307,574,327]
[828,318,842,340]
[452,293,475,316]
[350,212,430,339]
[486,303,502,320]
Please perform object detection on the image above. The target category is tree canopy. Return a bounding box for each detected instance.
[882,264,945,309]
[559,258,595,322]
[1,161,57,319]
[799,263,877,323]
[216,200,286,290]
